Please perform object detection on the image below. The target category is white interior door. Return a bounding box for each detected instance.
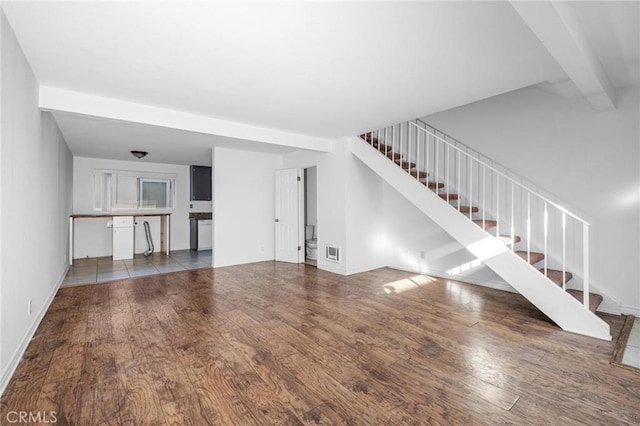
[275,168,303,263]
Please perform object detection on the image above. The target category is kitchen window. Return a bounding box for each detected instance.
[140,178,173,209]
[93,170,176,211]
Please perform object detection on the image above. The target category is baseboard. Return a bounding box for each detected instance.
[318,262,347,275]
[621,305,640,317]
[0,264,69,397]
[213,255,274,268]
[345,262,387,276]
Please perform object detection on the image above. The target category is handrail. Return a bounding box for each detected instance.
[408,121,590,226]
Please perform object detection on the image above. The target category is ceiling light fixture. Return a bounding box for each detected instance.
[130,150,148,159]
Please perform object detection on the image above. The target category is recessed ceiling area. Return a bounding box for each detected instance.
[52,112,297,166]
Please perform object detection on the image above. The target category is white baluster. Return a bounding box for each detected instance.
[510,183,515,251]
[543,202,548,275]
[482,165,486,226]
[527,192,531,263]
[562,212,566,290]
[583,223,590,310]
[496,175,500,238]
[469,160,473,220]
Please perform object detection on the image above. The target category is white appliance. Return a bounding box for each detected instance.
[305,225,318,260]
[197,219,213,250]
[112,216,134,260]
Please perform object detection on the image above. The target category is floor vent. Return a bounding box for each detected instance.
[325,245,340,263]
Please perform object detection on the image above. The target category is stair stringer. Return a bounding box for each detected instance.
[349,138,611,340]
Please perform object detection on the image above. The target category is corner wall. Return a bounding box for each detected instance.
[1,11,73,394]
[422,85,640,314]
[283,141,386,275]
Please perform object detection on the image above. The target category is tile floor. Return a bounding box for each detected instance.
[622,317,640,368]
[62,249,212,286]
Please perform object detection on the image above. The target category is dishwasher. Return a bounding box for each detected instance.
[190,219,212,250]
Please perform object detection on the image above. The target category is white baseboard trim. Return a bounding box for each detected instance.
[621,305,640,317]
[345,262,388,276]
[0,264,69,397]
[213,255,274,268]
[318,262,347,275]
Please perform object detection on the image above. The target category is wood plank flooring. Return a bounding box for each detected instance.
[1,262,639,425]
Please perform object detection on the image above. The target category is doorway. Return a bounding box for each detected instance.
[304,167,318,266]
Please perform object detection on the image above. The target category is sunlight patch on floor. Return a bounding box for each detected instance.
[383,275,436,295]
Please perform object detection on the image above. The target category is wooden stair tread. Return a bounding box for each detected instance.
[439,193,459,201]
[515,251,544,265]
[387,152,402,160]
[408,170,428,179]
[360,133,378,144]
[498,234,521,245]
[360,133,376,142]
[360,133,392,152]
[566,289,603,313]
[458,206,479,213]
[394,159,416,169]
[540,269,573,287]
[473,219,497,229]
[422,181,445,189]
[372,142,392,152]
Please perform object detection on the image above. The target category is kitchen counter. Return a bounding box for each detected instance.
[71,213,172,218]
[69,213,172,263]
[189,212,212,220]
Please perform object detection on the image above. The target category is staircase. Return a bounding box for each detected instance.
[353,119,610,340]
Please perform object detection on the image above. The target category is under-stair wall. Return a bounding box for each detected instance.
[382,181,517,293]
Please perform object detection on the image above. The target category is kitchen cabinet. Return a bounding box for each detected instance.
[190,165,212,201]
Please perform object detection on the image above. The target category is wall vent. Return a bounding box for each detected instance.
[325,245,340,263]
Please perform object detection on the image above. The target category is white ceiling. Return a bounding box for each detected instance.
[51,111,296,166]
[571,1,639,89]
[2,1,637,163]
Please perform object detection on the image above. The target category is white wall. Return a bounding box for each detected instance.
[72,157,192,257]
[422,85,640,314]
[0,11,73,394]
[345,150,387,274]
[383,181,515,292]
[213,147,282,267]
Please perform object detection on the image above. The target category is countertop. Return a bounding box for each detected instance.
[189,213,213,220]
[71,213,172,218]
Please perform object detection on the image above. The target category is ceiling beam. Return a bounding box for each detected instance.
[511,1,615,111]
[38,86,334,153]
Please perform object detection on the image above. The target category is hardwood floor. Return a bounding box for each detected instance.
[1,262,639,425]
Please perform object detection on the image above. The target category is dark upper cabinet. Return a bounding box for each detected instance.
[190,166,212,201]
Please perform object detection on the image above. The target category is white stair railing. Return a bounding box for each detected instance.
[363,119,592,311]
